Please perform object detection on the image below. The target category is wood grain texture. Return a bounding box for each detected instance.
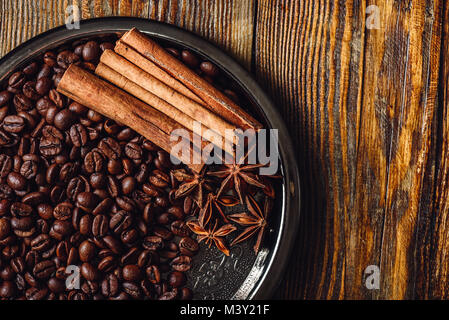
[255,0,443,299]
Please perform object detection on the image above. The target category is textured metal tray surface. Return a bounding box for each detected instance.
[0,17,300,300]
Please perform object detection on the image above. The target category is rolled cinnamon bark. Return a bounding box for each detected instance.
[100,49,237,146]
[115,40,204,106]
[120,28,262,131]
[95,62,234,156]
[57,64,204,173]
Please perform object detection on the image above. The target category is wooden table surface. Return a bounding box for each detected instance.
[1,0,449,300]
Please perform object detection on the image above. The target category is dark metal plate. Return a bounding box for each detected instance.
[0,17,301,300]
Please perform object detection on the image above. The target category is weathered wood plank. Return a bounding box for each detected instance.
[420,1,449,299]
[256,0,366,299]
[255,0,443,299]
[146,0,255,70]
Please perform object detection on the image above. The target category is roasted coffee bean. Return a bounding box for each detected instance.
[39,135,62,156]
[110,211,132,234]
[153,226,173,240]
[20,158,38,179]
[79,240,96,262]
[103,235,122,254]
[98,137,121,159]
[0,217,11,239]
[84,149,104,173]
[67,176,90,201]
[31,234,51,252]
[0,91,11,107]
[107,158,122,175]
[200,61,219,77]
[0,154,12,178]
[23,81,40,100]
[54,109,75,130]
[69,124,88,147]
[92,197,113,215]
[59,162,78,184]
[179,237,199,256]
[121,176,136,195]
[101,273,119,297]
[57,50,80,69]
[48,277,65,293]
[76,192,99,212]
[146,265,161,284]
[81,262,98,281]
[168,271,186,288]
[170,256,192,272]
[13,93,33,111]
[82,41,100,61]
[122,282,141,299]
[125,142,142,159]
[52,202,73,220]
[49,220,72,240]
[0,281,17,298]
[33,260,56,279]
[79,214,92,235]
[92,214,108,237]
[9,71,26,89]
[7,172,27,190]
[98,255,116,273]
[181,50,199,68]
[171,220,190,237]
[116,196,135,211]
[143,236,164,251]
[122,264,142,282]
[3,115,25,133]
[35,77,52,95]
[121,228,138,245]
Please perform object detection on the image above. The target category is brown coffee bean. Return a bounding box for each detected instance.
[31,234,51,252]
[82,41,100,61]
[101,273,119,297]
[84,149,104,173]
[98,255,116,273]
[143,236,164,251]
[69,123,88,147]
[179,237,199,256]
[200,61,219,77]
[53,202,73,220]
[7,172,27,190]
[80,262,98,281]
[54,109,75,130]
[57,50,80,69]
[98,137,121,159]
[171,256,192,272]
[79,240,96,262]
[181,50,199,68]
[171,220,190,237]
[3,115,25,133]
[168,271,186,288]
[23,81,40,100]
[92,214,109,237]
[35,77,52,95]
[110,211,132,234]
[33,260,56,279]
[146,265,161,284]
[122,264,142,282]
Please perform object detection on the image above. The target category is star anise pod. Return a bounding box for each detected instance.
[186,218,236,256]
[207,152,266,204]
[228,195,272,253]
[200,193,240,224]
[172,167,214,208]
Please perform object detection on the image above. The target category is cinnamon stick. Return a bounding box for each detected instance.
[120,28,263,131]
[99,49,237,146]
[115,40,204,106]
[57,64,204,173]
[95,62,234,156]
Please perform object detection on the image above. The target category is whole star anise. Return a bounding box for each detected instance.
[207,152,266,204]
[172,167,214,208]
[228,195,272,253]
[186,216,236,256]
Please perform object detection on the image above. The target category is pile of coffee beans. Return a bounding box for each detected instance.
[0,38,209,300]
